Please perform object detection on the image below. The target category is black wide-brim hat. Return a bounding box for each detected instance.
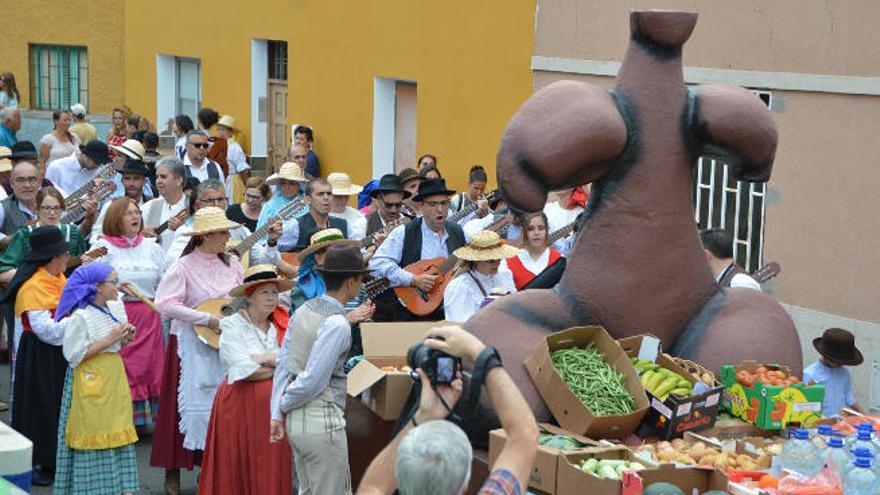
[412,178,455,202]
[10,141,38,160]
[315,245,371,275]
[813,327,863,366]
[369,174,411,199]
[22,226,73,261]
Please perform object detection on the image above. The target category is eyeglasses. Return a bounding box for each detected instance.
[191,142,210,149]
[424,200,450,209]
[382,201,403,210]
[199,197,227,206]
[245,194,263,201]
[104,278,120,285]
[40,205,63,213]
[13,176,40,185]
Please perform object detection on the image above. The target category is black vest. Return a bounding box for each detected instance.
[185,159,221,181]
[0,197,34,236]
[365,211,385,238]
[400,218,465,267]
[295,213,348,251]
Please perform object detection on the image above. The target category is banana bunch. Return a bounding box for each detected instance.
[631,358,693,401]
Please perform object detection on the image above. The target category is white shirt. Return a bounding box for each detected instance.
[45,154,100,199]
[62,300,128,368]
[544,201,582,255]
[219,312,278,384]
[278,213,355,252]
[174,136,187,160]
[443,269,516,323]
[330,206,366,241]
[715,264,762,291]
[14,310,68,354]
[184,154,225,183]
[141,195,189,254]
[93,237,165,299]
[368,219,451,288]
[803,361,857,418]
[503,248,552,276]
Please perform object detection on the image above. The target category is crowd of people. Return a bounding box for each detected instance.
[0,89,771,495]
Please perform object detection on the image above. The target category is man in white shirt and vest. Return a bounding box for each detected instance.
[700,228,761,291]
[141,156,190,253]
[271,244,374,495]
[368,178,466,321]
[183,130,224,183]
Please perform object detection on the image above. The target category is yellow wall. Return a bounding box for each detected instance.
[121,0,537,191]
[0,0,124,114]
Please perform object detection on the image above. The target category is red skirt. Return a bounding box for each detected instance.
[198,378,293,495]
[149,334,203,470]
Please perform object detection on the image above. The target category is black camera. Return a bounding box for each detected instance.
[407,340,460,386]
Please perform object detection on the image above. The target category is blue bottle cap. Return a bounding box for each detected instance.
[828,437,844,448]
[858,422,874,432]
[794,428,810,440]
[858,430,873,441]
[852,447,873,458]
[854,456,872,469]
[817,424,833,435]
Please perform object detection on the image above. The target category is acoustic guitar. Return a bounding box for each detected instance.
[448,190,500,225]
[751,261,781,284]
[392,214,512,316]
[192,297,248,349]
[66,246,108,270]
[152,209,190,237]
[226,198,308,268]
[61,180,116,225]
[63,164,114,205]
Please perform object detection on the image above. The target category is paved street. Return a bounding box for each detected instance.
[1,362,199,494]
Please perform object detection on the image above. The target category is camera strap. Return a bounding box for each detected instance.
[462,346,503,421]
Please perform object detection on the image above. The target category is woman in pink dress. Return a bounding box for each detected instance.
[150,207,244,495]
[92,196,166,427]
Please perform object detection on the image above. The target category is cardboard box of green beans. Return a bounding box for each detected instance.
[524,326,650,440]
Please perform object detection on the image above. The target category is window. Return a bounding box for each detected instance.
[176,57,201,123]
[29,44,88,110]
[268,41,288,80]
[692,91,772,274]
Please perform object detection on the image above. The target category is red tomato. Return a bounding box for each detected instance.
[755,366,769,375]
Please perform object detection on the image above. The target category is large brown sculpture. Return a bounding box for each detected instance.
[465,10,803,428]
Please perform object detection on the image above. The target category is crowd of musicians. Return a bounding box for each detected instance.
[0,108,590,495]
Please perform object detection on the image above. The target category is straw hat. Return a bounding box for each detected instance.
[0,146,11,173]
[110,139,145,161]
[266,162,307,186]
[182,206,241,236]
[217,115,238,130]
[229,264,294,298]
[297,228,360,262]
[327,172,363,196]
[453,230,520,262]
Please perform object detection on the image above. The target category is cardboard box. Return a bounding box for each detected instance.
[557,446,655,495]
[619,336,724,439]
[488,424,599,494]
[524,326,650,440]
[626,464,730,495]
[720,361,825,430]
[699,415,780,441]
[347,321,444,420]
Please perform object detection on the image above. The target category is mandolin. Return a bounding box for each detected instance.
[63,164,114,205]
[153,209,190,237]
[362,216,410,249]
[751,261,781,284]
[226,198,308,264]
[192,297,249,349]
[448,190,500,225]
[66,246,108,270]
[61,180,116,225]
[391,214,512,316]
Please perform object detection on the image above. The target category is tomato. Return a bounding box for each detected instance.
[755,366,769,375]
[788,376,800,383]
[741,376,755,388]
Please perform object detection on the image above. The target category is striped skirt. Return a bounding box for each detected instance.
[54,368,139,494]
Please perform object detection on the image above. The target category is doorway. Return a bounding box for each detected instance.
[372,77,418,178]
[266,41,288,173]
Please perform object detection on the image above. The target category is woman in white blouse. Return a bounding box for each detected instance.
[198,264,293,495]
[39,110,81,172]
[54,262,139,494]
[504,212,563,290]
[93,196,166,427]
[443,230,519,323]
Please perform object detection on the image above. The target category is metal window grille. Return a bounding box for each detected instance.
[268,41,288,80]
[693,90,772,273]
[29,45,88,110]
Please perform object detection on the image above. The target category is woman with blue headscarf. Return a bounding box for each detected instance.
[256,162,307,230]
[53,261,140,495]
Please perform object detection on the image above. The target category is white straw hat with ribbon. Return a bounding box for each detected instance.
[182,206,241,236]
[452,230,520,262]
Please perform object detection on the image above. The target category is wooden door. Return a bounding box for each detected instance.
[267,79,289,173]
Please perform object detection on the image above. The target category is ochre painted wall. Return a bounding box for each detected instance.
[121,0,537,191]
[0,0,125,115]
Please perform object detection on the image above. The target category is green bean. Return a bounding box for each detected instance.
[551,344,635,416]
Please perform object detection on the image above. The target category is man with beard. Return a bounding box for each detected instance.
[278,178,350,252]
[90,159,150,241]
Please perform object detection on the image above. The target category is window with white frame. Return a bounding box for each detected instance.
[692,91,772,274]
[175,57,201,123]
[29,44,88,110]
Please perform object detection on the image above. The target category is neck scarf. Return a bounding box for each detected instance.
[565,186,589,210]
[256,189,302,230]
[54,262,114,321]
[14,267,66,316]
[296,254,326,300]
[102,233,144,248]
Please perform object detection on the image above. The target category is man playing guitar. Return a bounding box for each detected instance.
[368,178,465,321]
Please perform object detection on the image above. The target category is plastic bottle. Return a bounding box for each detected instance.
[843,455,878,495]
[781,428,824,477]
[851,429,879,459]
[822,437,851,474]
[812,424,834,449]
[850,448,880,478]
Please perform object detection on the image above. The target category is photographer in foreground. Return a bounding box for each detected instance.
[357,326,538,495]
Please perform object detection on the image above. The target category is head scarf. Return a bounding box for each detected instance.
[54,262,114,321]
[358,179,380,209]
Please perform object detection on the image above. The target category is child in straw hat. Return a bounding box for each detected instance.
[443,230,519,323]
